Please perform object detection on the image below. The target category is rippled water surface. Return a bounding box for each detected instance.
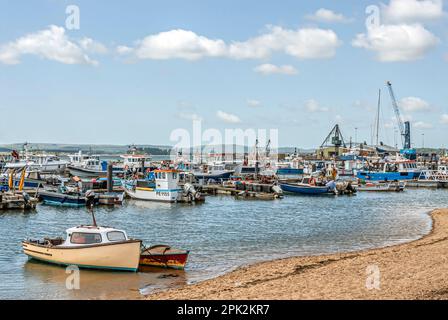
[0,189,446,299]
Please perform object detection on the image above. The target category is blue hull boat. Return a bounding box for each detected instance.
[193,171,234,181]
[38,190,87,207]
[276,168,304,176]
[279,182,334,195]
[1,178,42,189]
[356,171,420,182]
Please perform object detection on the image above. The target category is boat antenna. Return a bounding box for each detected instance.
[90,206,97,227]
[85,190,97,227]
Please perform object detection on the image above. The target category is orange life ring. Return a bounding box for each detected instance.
[309,177,316,186]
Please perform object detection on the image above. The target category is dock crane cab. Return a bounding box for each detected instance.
[386,81,417,160]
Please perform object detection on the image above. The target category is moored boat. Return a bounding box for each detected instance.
[357,181,405,192]
[22,225,142,272]
[67,152,107,178]
[280,181,335,195]
[140,244,189,270]
[356,159,421,182]
[124,169,183,202]
[279,176,337,195]
[38,188,88,206]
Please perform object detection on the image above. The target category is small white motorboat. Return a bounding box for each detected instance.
[357,181,405,192]
[22,224,142,272]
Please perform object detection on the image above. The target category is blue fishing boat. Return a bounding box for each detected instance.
[356,160,421,182]
[38,189,87,206]
[37,185,98,207]
[276,168,304,176]
[279,177,337,195]
[193,164,234,182]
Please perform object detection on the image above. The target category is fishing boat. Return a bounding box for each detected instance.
[356,158,421,182]
[117,153,152,173]
[22,225,142,272]
[124,169,202,203]
[0,169,44,189]
[38,188,89,206]
[275,150,305,178]
[140,244,189,270]
[357,181,405,192]
[28,154,69,173]
[280,178,337,195]
[193,164,234,182]
[0,168,38,210]
[124,169,183,202]
[67,155,107,178]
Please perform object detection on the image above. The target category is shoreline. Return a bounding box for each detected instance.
[147,209,448,300]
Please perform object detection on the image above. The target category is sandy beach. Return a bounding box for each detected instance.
[148,209,448,300]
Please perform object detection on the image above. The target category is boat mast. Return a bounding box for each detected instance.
[254,138,259,178]
[376,89,381,146]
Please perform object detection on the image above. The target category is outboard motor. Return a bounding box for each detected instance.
[183,183,203,202]
[85,190,96,208]
[22,191,30,204]
[271,185,283,195]
[183,183,197,198]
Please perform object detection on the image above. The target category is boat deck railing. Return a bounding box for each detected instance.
[418,170,448,182]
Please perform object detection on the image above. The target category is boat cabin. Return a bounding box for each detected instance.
[62,226,130,247]
[383,161,418,172]
[68,152,100,166]
[153,169,180,190]
[120,154,152,169]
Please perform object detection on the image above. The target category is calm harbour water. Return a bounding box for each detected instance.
[0,189,447,299]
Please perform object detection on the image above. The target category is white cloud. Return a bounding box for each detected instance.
[401,114,414,122]
[382,0,445,23]
[413,121,434,129]
[119,26,341,61]
[116,45,133,55]
[0,25,100,65]
[229,26,341,60]
[304,99,329,112]
[254,63,297,75]
[441,114,448,124]
[177,112,203,121]
[335,114,344,123]
[133,29,227,60]
[247,99,261,107]
[352,23,439,61]
[216,110,241,123]
[399,96,431,112]
[306,8,352,23]
[79,38,108,54]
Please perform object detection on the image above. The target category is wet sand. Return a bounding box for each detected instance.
[147,209,448,300]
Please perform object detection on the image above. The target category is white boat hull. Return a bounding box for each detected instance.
[22,240,141,272]
[124,187,181,202]
[68,166,106,178]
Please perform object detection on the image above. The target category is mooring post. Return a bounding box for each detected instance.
[107,162,113,193]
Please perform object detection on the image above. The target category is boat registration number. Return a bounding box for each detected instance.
[156,191,170,197]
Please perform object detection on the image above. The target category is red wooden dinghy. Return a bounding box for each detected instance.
[140,244,189,270]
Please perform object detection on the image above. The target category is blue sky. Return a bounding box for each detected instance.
[0,0,447,148]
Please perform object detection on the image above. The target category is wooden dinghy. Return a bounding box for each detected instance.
[140,244,189,270]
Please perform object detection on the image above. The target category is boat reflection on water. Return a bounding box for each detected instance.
[128,199,204,210]
[129,199,177,210]
[23,258,187,299]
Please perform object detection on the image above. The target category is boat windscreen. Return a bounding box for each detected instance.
[107,231,126,241]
